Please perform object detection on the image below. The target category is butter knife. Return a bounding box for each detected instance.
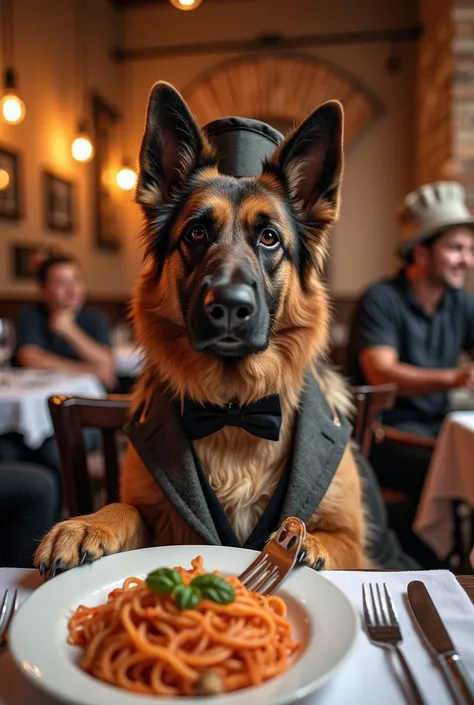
[407,581,474,705]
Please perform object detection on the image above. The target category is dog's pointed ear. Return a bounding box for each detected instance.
[268,101,344,219]
[136,81,215,208]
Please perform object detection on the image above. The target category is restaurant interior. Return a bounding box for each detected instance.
[0,1,474,703]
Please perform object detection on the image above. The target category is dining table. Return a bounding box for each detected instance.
[0,567,473,705]
[0,369,105,449]
[414,410,474,561]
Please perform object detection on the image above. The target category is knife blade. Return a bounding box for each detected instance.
[407,580,474,705]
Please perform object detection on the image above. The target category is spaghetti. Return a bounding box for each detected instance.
[67,556,300,696]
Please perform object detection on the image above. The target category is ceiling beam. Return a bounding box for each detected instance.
[113,25,423,62]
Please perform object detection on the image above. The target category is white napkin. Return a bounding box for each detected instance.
[0,569,473,705]
[310,570,474,705]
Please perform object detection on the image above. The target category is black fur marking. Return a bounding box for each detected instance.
[259,161,326,289]
[176,241,196,277]
[266,251,286,279]
[185,204,216,229]
[142,171,210,278]
[143,174,310,324]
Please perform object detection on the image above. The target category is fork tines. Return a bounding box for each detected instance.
[0,589,18,645]
[363,582,400,630]
[239,554,281,595]
[238,517,306,595]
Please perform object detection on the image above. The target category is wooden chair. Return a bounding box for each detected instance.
[48,394,131,516]
[372,424,436,452]
[351,383,398,458]
[50,384,399,515]
[350,382,413,505]
[350,384,474,570]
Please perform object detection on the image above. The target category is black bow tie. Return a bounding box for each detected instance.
[181,394,282,442]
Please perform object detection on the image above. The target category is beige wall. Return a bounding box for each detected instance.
[0,0,417,300]
[0,0,127,299]
[121,0,417,297]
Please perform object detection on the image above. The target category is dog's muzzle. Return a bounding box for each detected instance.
[188,263,270,357]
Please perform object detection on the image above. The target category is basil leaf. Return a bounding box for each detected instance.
[174,585,201,610]
[146,568,182,595]
[191,574,235,604]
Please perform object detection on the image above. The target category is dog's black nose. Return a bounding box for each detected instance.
[204,284,257,332]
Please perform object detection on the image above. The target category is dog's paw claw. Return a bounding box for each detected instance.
[48,558,63,579]
[297,548,308,564]
[297,536,328,571]
[80,551,91,565]
[34,517,125,575]
[312,556,326,571]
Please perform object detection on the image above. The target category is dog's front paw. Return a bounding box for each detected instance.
[34,517,123,578]
[297,535,329,571]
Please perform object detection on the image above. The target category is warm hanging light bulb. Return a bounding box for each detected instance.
[169,0,203,10]
[72,136,93,162]
[116,165,137,191]
[72,123,94,163]
[0,94,25,124]
[0,169,9,191]
[0,70,26,124]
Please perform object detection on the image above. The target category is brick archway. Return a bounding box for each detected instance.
[182,54,384,144]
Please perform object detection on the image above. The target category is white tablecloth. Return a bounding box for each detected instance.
[0,370,105,449]
[415,410,474,559]
[0,567,473,704]
[113,343,144,377]
[450,388,474,411]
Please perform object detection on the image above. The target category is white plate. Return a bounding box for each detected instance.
[10,546,359,705]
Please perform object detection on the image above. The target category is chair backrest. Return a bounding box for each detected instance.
[48,394,131,516]
[351,383,397,458]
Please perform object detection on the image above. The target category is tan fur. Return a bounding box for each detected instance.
[34,90,371,574]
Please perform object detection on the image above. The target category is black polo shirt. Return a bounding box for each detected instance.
[16,304,111,361]
[347,269,474,435]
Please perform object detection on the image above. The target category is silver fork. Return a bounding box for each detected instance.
[237,517,306,595]
[0,589,18,652]
[363,582,426,705]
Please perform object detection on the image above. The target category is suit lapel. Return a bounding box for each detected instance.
[279,372,353,524]
[125,371,353,546]
[124,387,222,545]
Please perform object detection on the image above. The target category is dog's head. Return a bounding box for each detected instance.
[132,81,343,405]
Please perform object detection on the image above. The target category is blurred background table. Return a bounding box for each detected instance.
[0,369,104,449]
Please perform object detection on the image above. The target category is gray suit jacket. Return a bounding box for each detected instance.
[125,371,418,569]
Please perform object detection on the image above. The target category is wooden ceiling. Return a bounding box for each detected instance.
[113,0,259,8]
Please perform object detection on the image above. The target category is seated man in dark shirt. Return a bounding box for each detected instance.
[347,181,474,548]
[16,255,116,391]
[0,256,116,499]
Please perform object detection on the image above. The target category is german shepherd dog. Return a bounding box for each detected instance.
[35,81,371,574]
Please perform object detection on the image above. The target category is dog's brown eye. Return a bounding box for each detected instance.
[259,229,279,248]
[186,225,207,243]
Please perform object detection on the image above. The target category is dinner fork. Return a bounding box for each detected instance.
[237,517,306,595]
[363,582,426,705]
[0,589,18,652]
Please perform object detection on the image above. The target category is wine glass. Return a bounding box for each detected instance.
[0,318,15,386]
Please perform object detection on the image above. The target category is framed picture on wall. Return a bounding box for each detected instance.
[43,171,75,233]
[11,242,64,281]
[0,144,21,220]
[92,92,122,251]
